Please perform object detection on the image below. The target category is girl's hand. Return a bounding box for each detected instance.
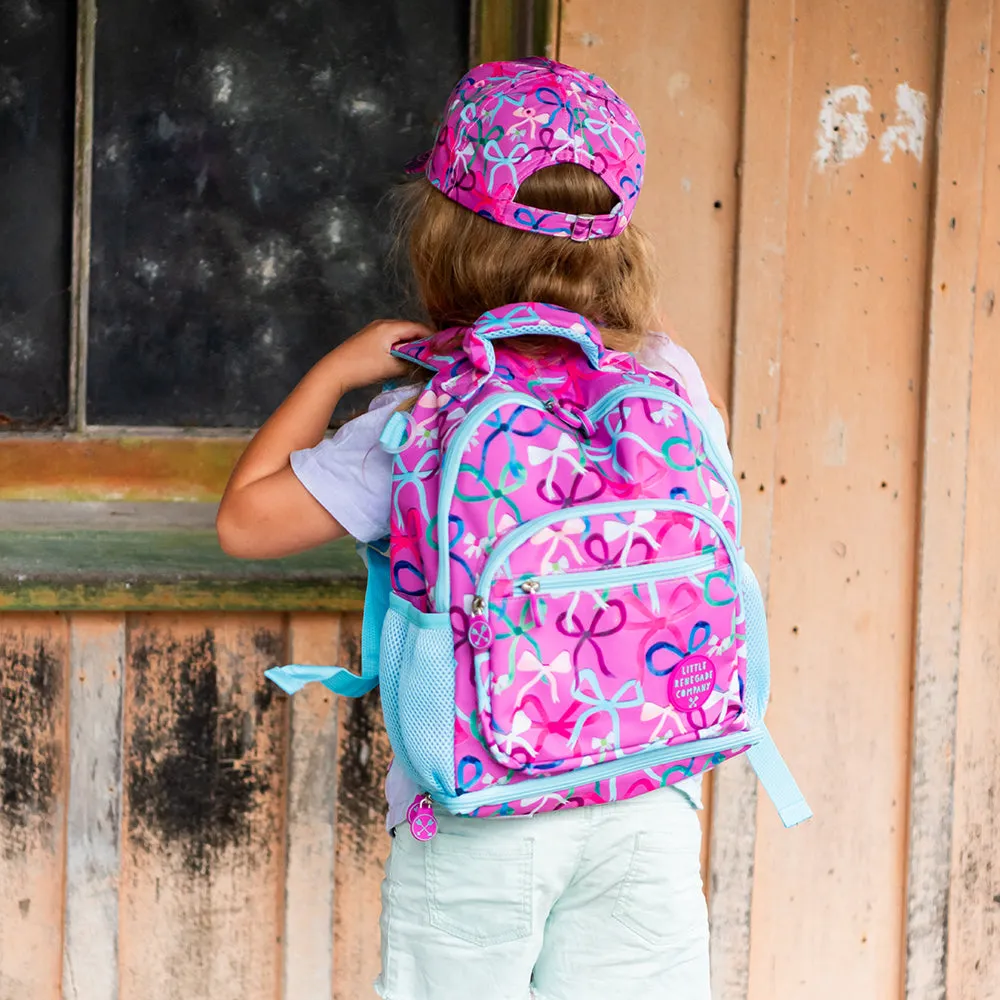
[216,317,431,559]
[333,319,432,392]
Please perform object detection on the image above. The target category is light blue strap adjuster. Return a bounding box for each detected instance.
[746,725,813,827]
[265,539,392,698]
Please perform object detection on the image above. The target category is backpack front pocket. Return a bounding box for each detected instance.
[466,500,748,775]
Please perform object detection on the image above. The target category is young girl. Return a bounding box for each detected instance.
[218,58,728,1000]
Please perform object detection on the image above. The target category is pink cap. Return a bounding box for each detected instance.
[407,58,645,241]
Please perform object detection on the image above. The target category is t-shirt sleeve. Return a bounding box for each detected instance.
[290,387,415,543]
[639,332,732,473]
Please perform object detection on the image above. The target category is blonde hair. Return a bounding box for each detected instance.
[393,164,659,362]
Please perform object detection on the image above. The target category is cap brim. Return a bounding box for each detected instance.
[404,149,432,175]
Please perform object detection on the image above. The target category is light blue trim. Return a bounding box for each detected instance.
[746,727,813,828]
[264,540,392,698]
[436,727,765,813]
[587,384,742,545]
[379,411,411,454]
[265,663,379,698]
[388,590,451,627]
[433,391,548,610]
[471,321,603,373]
[475,498,742,606]
[528,552,716,596]
[390,346,439,373]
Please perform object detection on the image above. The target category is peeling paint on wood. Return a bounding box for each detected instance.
[118,615,286,1000]
[699,0,797,991]
[0,530,365,613]
[281,615,340,999]
[0,615,68,1000]
[333,618,392,1000]
[63,615,125,1000]
[0,437,247,503]
[905,2,992,997]
[945,5,1000,993]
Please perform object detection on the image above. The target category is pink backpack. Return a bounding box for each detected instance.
[268,302,810,832]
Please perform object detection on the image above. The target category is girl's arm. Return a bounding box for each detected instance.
[216,319,429,559]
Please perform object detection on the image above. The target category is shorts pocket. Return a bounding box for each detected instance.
[612,831,706,947]
[426,828,534,947]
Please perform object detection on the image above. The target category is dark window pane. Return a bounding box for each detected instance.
[88,0,468,427]
[0,0,74,429]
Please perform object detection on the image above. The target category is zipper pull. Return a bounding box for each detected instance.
[406,794,438,841]
[467,595,494,650]
[521,579,544,626]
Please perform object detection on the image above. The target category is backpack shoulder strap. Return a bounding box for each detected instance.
[264,539,391,697]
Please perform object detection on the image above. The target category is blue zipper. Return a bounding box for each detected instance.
[475,498,741,604]
[435,726,763,812]
[522,552,716,597]
[433,386,741,610]
[587,385,742,545]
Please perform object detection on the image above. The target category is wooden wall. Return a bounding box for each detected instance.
[1,2,998,999]
[0,613,389,1000]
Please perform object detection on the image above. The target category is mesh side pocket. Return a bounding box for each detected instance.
[741,563,771,724]
[397,610,457,798]
[379,605,422,785]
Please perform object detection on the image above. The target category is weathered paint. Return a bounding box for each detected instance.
[333,618,393,1000]
[282,615,340,999]
[0,615,68,1000]
[0,437,247,502]
[702,0,798,990]
[945,4,1000,994]
[63,616,125,1000]
[905,2,993,996]
[0,531,365,612]
[747,3,937,998]
[118,615,286,1000]
[0,580,365,614]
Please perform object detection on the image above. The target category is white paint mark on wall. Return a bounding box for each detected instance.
[345,91,381,117]
[879,83,928,164]
[667,72,691,102]
[210,62,234,105]
[137,258,162,283]
[578,32,603,48]
[681,177,692,193]
[246,238,297,290]
[814,85,872,172]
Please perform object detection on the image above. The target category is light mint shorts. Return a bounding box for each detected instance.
[375,789,710,1000]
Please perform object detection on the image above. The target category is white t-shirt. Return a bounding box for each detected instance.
[291,332,730,831]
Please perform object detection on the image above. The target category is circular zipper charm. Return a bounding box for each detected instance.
[468,616,494,651]
[408,799,438,842]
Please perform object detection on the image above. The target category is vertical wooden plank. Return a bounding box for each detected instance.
[282,614,340,1000]
[708,0,795,994]
[333,617,392,1000]
[0,614,69,1000]
[63,615,125,1000]
[946,5,1000,993]
[747,3,937,999]
[905,2,993,998]
[118,614,287,1000]
[558,0,745,391]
